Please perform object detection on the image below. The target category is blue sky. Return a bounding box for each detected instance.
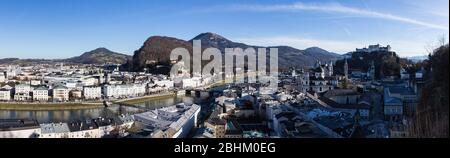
[0,0,448,59]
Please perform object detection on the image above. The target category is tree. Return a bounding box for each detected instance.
[409,42,449,138]
[340,79,349,89]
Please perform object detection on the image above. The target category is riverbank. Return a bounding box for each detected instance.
[0,102,104,111]
[0,81,227,111]
[0,92,177,111]
[113,92,176,105]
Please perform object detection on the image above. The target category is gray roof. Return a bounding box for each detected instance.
[387,86,415,95]
[67,120,99,132]
[15,84,30,88]
[40,123,70,134]
[319,96,371,109]
[0,88,10,92]
[324,89,360,98]
[53,85,68,90]
[1,119,40,131]
[34,86,48,91]
[383,88,403,105]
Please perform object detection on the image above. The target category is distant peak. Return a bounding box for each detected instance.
[191,32,228,41]
[305,47,326,51]
[200,32,221,37]
[92,47,110,52]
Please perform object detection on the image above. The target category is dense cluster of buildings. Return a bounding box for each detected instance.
[1,102,204,138]
[292,60,339,93]
[193,44,423,138]
[0,44,427,138]
[0,114,134,138]
[0,63,218,103]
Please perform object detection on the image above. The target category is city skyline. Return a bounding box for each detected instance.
[0,0,448,59]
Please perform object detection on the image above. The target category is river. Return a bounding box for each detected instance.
[0,95,196,123]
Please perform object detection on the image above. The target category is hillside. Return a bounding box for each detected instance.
[129,32,342,73]
[334,50,401,79]
[130,36,193,74]
[0,48,130,66]
[65,47,131,65]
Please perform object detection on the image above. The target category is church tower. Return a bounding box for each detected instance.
[328,61,333,76]
[344,58,349,79]
[315,60,322,68]
[370,61,375,81]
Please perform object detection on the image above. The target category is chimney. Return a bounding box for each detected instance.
[222,104,227,114]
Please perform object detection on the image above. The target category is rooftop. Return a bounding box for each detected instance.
[40,122,70,134]
[53,85,68,90]
[324,89,360,98]
[206,117,226,126]
[34,86,48,91]
[384,88,403,105]
[319,96,371,110]
[67,120,99,132]
[0,119,40,131]
[133,103,200,134]
[387,86,416,96]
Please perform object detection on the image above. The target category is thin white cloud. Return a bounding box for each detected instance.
[230,2,449,31]
[235,36,429,57]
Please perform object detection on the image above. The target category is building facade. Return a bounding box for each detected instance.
[14,84,32,101]
[32,86,49,101]
[103,84,146,98]
[0,89,11,101]
[0,73,5,83]
[295,61,338,93]
[83,86,102,100]
[53,85,69,102]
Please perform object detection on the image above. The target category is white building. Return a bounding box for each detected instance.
[356,44,391,53]
[15,84,32,94]
[181,77,202,89]
[14,84,32,101]
[83,86,102,100]
[32,86,49,101]
[81,77,98,86]
[53,85,69,102]
[30,80,41,86]
[0,72,5,83]
[67,121,101,138]
[39,123,71,138]
[103,84,146,98]
[0,88,11,101]
[296,64,338,93]
[154,79,174,89]
[64,81,78,90]
[6,65,20,79]
[133,103,201,138]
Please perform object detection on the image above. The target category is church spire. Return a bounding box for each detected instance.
[344,58,349,79]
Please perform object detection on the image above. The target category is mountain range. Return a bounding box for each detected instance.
[129,32,342,72]
[406,55,428,63]
[0,48,131,65]
[0,32,342,69]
